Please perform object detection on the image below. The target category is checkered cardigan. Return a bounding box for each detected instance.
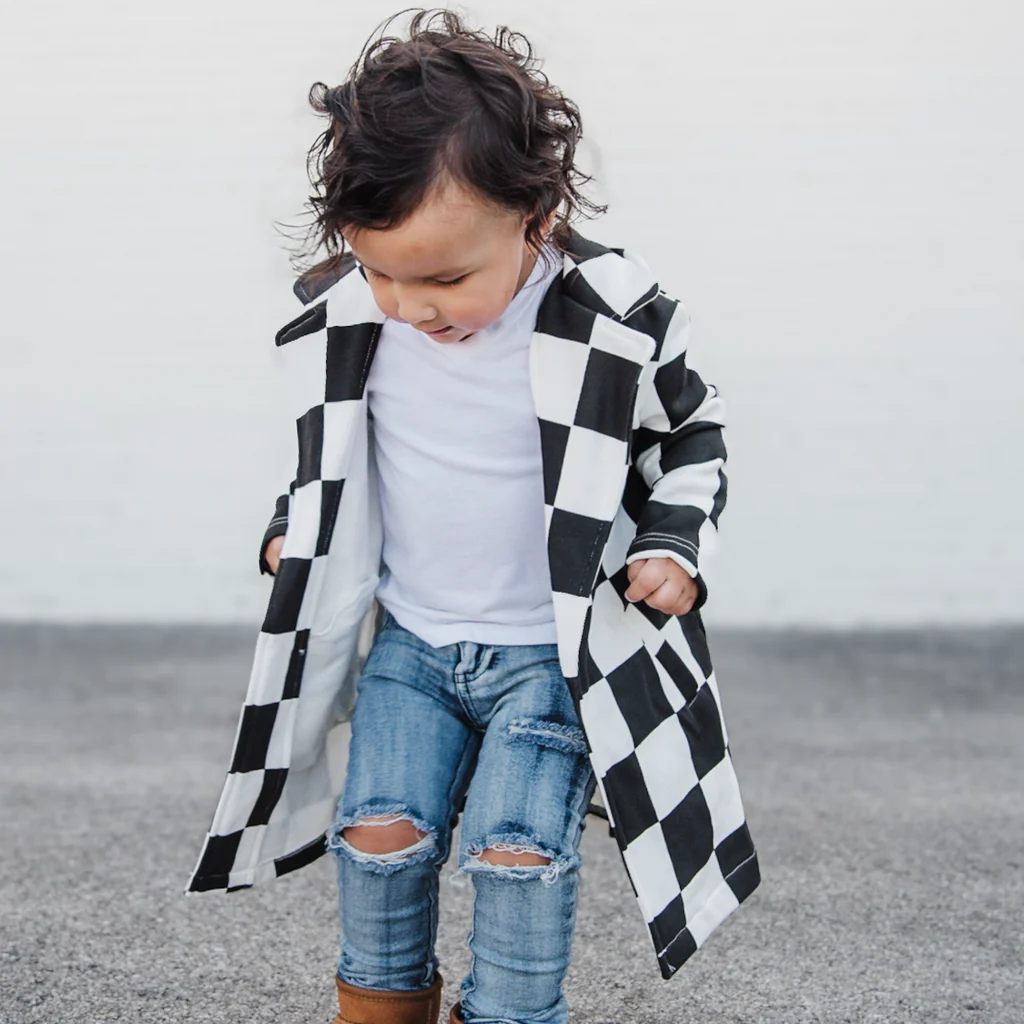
[186,229,759,978]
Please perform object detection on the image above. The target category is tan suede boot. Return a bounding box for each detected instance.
[446,1001,464,1024]
[333,972,444,1024]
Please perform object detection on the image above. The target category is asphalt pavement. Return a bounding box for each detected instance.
[1,623,1021,1023]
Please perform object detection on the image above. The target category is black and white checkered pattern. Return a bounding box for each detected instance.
[187,230,759,978]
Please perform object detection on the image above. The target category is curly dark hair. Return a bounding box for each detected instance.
[286,8,605,282]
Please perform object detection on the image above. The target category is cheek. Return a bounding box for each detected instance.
[450,282,515,329]
[368,282,397,318]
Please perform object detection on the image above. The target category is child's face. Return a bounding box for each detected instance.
[343,181,547,344]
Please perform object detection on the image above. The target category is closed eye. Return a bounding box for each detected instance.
[364,268,468,287]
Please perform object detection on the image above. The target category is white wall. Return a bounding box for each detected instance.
[1,1,1021,627]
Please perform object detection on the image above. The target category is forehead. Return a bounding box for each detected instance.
[346,181,522,277]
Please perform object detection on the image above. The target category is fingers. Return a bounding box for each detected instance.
[265,535,285,575]
[624,559,662,603]
[643,577,687,614]
[625,558,699,614]
[669,576,698,616]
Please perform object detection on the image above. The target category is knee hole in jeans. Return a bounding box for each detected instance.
[344,816,427,854]
[456,831,580,886]
[478,845,550,867]
[327,805,438,874]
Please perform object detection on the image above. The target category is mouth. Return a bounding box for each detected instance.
[419,324,476,343]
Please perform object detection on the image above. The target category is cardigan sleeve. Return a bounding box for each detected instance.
[625,299,727,611]
[258,488,293,576]
[257,402,301,577]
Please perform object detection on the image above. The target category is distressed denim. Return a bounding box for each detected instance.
[326,608,597,1024]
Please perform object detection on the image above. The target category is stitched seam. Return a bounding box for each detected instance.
[722,850,758,882]
[633,534,699,554]
[338,992,435,1004]
[635,537,698,552]
[318,484,343,556]
[581,530,606,595]
[358,323,383,393]
[655,850,758,959]
[635,532,698,542]
[622,289,661,321]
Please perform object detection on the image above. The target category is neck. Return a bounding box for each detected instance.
[513,243,541,297]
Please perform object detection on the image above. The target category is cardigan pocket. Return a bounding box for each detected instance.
[287,577,380,769]
[640,629,706,712]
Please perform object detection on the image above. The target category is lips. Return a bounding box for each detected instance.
[420,324,475,343]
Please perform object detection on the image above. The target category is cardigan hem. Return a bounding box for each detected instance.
[654,848,761,979]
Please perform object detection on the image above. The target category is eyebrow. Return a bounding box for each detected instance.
[350,250,471,281]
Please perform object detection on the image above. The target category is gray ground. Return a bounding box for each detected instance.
[1,623,1021,1024]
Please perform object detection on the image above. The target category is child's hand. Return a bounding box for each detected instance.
[625,558,699,616]
[264,535,284,575]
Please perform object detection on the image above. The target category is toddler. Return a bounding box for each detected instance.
[188,10,759,1024]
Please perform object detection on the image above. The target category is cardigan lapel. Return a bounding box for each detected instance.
[528,252,655,680]
[268,265,385,643]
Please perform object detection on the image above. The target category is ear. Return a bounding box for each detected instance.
[524,206,558,254]
[539,205,558,239]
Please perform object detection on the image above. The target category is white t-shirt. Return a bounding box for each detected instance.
[366,247,563,647]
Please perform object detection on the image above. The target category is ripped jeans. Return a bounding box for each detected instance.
[326,607,596,1024]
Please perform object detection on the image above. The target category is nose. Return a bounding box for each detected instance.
[393,285,437,326]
